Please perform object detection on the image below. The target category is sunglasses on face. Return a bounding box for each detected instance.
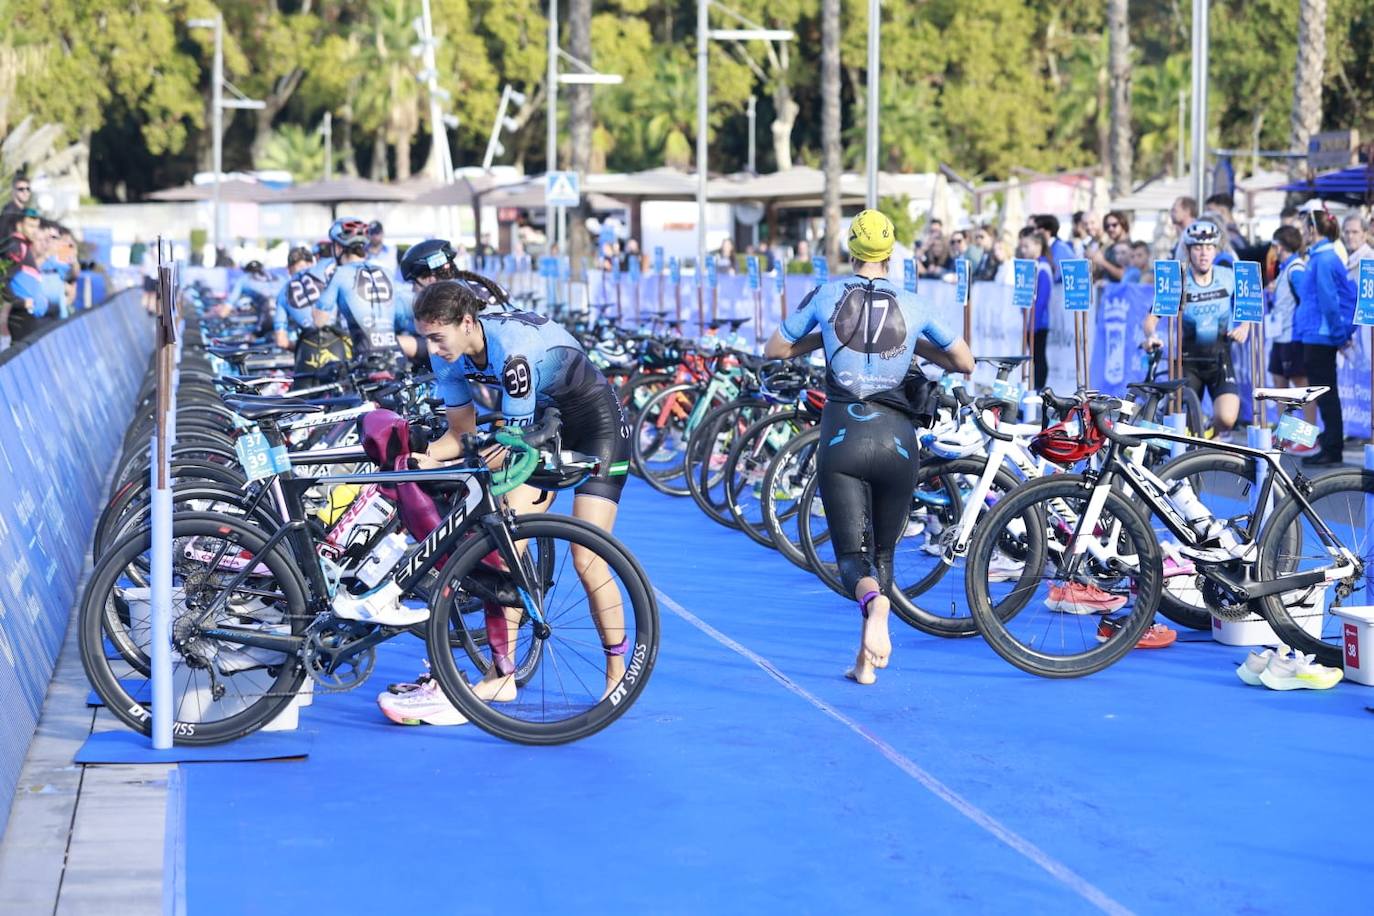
[15,186,30,193]
[1104,221,1120,229]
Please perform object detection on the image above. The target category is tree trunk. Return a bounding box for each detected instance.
[1107,0,1133,196]
[820,0,841,267]
[370,132,387,181]
[567,0,593,265]
[395,130,413,182]
[249,68,305,168]
[1288,0,1327,181]
[771,54,799,172]
[339,110,359,176]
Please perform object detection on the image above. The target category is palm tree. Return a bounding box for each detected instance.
[1107,0,1132,196]
[820,0,841,267]
[258,124,339,182]
[353,0,424,181]
[1289,0,1326,182]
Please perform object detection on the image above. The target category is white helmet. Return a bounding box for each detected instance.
[920,417,985,460]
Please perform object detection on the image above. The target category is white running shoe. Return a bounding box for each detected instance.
[1236,645,1288,686]
[987,552,1026,582]
[377,678,468,726]
[1258,650,1344,691]
[332,581,429,627]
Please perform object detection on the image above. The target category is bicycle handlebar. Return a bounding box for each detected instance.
[1088,398,1143,449]
[953,387,1015,442]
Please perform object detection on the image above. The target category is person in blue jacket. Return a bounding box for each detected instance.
[1017,227,1054,389]
[1294,209,1358,466]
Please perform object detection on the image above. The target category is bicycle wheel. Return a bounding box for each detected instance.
[425,515,658,744]
[630,383,702,496]
[685,400,766,528]
[966,474,1163,677]
[761,426,821,570]
[1254,469,1374,666]
[1151,450,1257,631]
[79,513,310,745]
[797,475,847,596]
[724,410,809,547]
[891,458,1024,638]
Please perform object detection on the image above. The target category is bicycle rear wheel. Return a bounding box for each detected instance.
[425,516,658,744]
[1255,469,1374,667]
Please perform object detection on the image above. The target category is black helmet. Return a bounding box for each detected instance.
[243,260,267,277]
[399,238,458,282]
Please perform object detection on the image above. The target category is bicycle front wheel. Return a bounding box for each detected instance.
[425,516,659,745]
[966,475,1163,678]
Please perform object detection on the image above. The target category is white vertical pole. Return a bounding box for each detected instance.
[547,0,559,251]
[322,112,333,181]
[150,239,174,750]
[696,0,709,322]
[865,0,880,209]
[1190,0,1209,203]
[211,15,224,264]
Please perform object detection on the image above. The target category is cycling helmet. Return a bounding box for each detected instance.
[1028,405,1105,466]
[1182,219,1221,247]
[368,220,384,236]
[920,417,985,460]
[399,238,458,282]
[328,217,370,250]
[314,240,333,259]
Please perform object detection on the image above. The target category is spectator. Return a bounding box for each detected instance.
[920,235,951,278]
[1032,214,1075,281]
[1204,192,1248,251]
[1265,226,1310,422]
[365,221,397,274]
[1280,205,1302,228]
[1342,214,1373,280]
[972,224,1001,281]
[0,174,33,231]
[949,230,971,266]
[1127,240,1153,284]
[1169,196,1199,260]
[1294,209,1357,466]
[717,237,738,274]
[1070,210,1090,257]
[795,238,812,266]
[1090,210,1131,281]
[1018,227,1053,389]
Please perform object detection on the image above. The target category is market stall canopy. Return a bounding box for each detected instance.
[585,168,700,200]
[1276,164,1374,206]
[705,167,936,205]
[147,178,276,203]
[269,176,415,205]
[411,174,625,211]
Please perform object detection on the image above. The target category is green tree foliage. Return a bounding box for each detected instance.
[4,0,1374,200]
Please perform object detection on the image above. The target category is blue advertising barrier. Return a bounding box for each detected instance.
[0,289,153,836]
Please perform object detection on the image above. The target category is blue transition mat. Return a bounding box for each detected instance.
[76,729,311,764]
[175,479,1374,914]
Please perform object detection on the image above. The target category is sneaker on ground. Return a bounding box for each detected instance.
[1096,617,1177,648]
[1258,651,1344,691]
[1045,582,1128,615]
[377,678,468,726]
[987,552,1026,582]
[1237,645,1288,686]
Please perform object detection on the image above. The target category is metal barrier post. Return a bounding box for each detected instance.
[1166,411,1187,459]
[149,240,178,749]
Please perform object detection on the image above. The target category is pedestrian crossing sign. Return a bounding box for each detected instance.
[545,171,580,207]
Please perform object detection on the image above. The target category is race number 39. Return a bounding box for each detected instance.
[503,356,532,399]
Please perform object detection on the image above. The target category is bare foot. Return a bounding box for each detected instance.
[844,596,891,684]
[472,672,517,703]
[599,655,627,701]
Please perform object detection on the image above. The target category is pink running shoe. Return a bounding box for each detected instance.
[1044,582,1128,615]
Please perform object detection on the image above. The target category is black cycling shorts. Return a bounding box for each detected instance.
[1184,349,1238,401]
[556,381,631,504]
[1267,341,1305,380]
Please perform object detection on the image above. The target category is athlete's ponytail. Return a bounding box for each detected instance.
[452,269,510,308]
[413,279,486,327]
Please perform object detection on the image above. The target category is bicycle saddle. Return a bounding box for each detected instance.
[224,396,325,422]
[1254,385,1329,406]
[1126,378,1187,397]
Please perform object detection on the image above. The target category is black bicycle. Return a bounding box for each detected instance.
[80,406,659,746]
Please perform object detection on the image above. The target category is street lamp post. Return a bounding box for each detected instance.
[547,0,559,250]
[865,0,880,209]
[697,3,793,316]
[1190,0,1209,203]
[189,15,263,264]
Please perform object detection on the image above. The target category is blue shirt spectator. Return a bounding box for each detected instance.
[1294,239,1356,347]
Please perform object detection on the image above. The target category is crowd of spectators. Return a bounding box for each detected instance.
[1,173,99,349]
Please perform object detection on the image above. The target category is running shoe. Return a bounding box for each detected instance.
[1236,645,1288,686]
[377,678,469,726]
[987,552,1026,582]
[1258,651,1344,691]
[1045,582,1128,615]
[1095,617,1177,648]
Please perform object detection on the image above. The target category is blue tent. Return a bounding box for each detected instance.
[1278,164,1374,204]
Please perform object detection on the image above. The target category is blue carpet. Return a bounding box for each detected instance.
[76,729,310,764]
[177,479,1374,914]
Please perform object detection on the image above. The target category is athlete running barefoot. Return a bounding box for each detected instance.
[378,279,633,725]
[765,210,974,685]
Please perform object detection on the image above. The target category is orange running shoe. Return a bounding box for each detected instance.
[1096,617,1177,648]
[1045,582,1128,615]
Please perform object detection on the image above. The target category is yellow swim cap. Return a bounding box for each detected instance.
[847,209,896,263]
